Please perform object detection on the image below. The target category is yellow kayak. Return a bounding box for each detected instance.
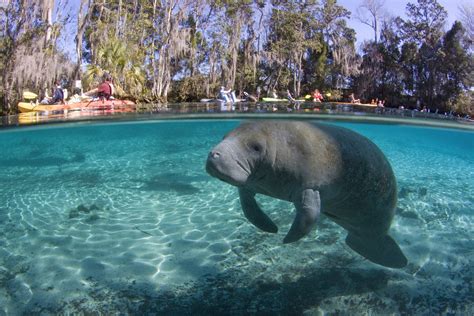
[23,91,38,100]
[18,102,67,113]
[18,99,136,113]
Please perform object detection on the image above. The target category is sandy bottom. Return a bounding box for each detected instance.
[0,120,472,315]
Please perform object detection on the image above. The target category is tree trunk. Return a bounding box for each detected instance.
[228,14,243,88]
[151,0,157,97]
[116,0,122,37]
[74,0,90,79]
[44,0,54,45]
[1,0,27,113]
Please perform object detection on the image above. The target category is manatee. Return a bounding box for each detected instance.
[206,120,407,268]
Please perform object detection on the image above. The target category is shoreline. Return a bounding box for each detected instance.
[1,104,473,131]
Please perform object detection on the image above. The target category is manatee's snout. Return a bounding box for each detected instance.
[206,147,227,180]
[208,150,221,160]
[206,141,250,186]
[206,149,221,174]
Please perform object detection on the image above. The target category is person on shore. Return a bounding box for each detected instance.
[350,93,360,104]
[243,91,258,102]
[218,86,232,103]
[312,89,323,102]
[286,89,295,102]
[270,88,278,99]
[287,90,301,111]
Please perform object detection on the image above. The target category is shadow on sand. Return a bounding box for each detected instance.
[48,265,389,315]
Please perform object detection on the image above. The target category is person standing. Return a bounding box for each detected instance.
[218,86,232,102]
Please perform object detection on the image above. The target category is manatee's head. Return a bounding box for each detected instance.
[206,122,270,186]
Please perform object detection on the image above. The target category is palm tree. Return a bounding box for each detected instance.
[83,38,145,99]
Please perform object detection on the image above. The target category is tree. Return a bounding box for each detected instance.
[377,19,403,104]
[1,0,471,112]
[356,0,386,43]
[396,0,448,108]
[74,0,91,79]
[151,0,193,101]
[355,18,404,105]
[438,21,473,108]
[265,0,321,96]
[0,0,74,114]
[303,33,329,91]
[459,3,473,49]
[318,0,357,89]
[83,38,145,98]
[397,0,447,46]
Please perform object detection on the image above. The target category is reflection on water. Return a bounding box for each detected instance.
[0,120,472,314]
[2,101,472,129]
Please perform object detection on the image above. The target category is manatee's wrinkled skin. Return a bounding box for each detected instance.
[206,120,407,268]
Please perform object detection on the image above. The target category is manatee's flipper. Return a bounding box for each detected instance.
[283,189,321,243]
[345,233,408,268]
[239,188,278,233]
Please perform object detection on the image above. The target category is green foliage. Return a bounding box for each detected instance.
[83,38,144,99]
[0,0,75,114]
[1,0,472,114]
[398,0,447,45]
[171,75,211,102]
[323,88,342,101]
[353,0,473,112]
[450,90,473,115]
[439,21,472,97]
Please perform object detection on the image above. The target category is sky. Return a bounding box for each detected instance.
[339,0,470,49]
[56,0,470,58]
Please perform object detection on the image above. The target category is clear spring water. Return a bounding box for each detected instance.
[0,119,472,315]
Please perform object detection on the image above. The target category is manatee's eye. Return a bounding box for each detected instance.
[252,144,261,152]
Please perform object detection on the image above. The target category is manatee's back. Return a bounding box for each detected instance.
[261,121,404,267]
[244,120,396,219]
[261,121,344,189]
[313,123,397,233]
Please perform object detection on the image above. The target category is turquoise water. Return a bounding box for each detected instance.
[0,119,473,314]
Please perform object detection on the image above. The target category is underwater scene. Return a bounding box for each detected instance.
[0,119,473,315]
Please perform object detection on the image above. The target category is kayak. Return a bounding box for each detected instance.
[18,99,136,113]
[353,103,377,107]
[262,97,305,102]
[18,102,66,113]
[261,97,288,102]
[200,98,246,103]
[23,91,38,100]
[17,107,136,125]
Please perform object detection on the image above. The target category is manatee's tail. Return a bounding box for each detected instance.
[345,233,407,268]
